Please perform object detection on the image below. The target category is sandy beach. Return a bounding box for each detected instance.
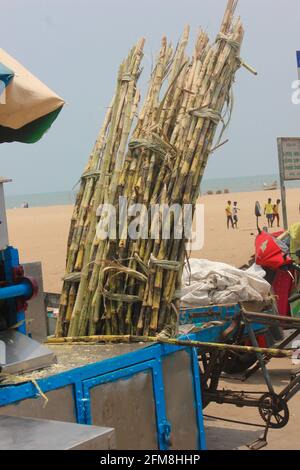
[7,188,300,293]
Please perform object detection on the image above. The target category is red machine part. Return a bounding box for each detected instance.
[25,276,39,299]
[255,232,292,271]
[12,265,24,282]
[12,266,39,300]
[16,298,28,313]
[12,265,39,312]
[255,231,294,317]
[246,335,267,349]
[272,270,294,317]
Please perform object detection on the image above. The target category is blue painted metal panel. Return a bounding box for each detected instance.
[180,304,267,337]
[180,304,239,325]
[2,246,27,334]
[152,361,172,450]
[73,382,86,424]
[82,360,172,450]
[191,348,206,450]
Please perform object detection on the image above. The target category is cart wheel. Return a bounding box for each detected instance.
[258,393,289,429]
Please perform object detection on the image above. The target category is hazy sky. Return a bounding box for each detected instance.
[1,0,300,196]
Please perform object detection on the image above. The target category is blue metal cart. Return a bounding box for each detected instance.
[0,302,271,450]
[0,331,214,450]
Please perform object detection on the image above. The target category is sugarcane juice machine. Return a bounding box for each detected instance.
[0,178,55,375]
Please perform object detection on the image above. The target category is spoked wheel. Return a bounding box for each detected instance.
[258,393,289,429]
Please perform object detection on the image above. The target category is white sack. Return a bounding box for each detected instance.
[179,259,271,307]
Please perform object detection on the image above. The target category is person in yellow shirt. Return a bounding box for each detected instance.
[264,198,274,228]
[273,199,281,228]
[225,201,234,229]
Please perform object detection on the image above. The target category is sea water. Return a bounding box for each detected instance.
[5,174,300,209]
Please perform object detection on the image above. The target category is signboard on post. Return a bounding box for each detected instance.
[277,137,300,230]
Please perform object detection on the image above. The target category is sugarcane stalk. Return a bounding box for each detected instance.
[67,61,127,337]
[46,335,293,359]
[74,39,144,334]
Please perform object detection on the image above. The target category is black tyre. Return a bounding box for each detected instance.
[223,352,257,374]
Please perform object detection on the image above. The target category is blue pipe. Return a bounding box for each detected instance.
[0,281,32,301]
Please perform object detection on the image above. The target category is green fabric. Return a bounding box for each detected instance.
[0,106,63,143]
[289,288,300,319]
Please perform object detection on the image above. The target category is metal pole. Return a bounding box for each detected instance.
[241,310,275,394]
[277,138,288,230]
[0,281,32,301]
[242,309,300,327]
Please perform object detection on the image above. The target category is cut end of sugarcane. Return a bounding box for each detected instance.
[137,37,146,51]
[239,58,258,75]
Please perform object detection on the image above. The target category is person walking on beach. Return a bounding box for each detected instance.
[226,201,234,229]
[233,201,240,229]
[264,198,274,228]
[273,199,281,228]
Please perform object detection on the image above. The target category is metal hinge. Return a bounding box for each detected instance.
[159,421,172,449]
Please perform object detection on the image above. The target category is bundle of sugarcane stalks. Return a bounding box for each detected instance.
[56,0,255,338]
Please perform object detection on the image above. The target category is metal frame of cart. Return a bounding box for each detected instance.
[0,332,212,450]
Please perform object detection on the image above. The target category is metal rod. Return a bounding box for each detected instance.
[242,309,300,327]
[247,319,300,329]
[203,414,265,429]
[244,329,300,381]
[277,329,300,349]
[277,138,288,230]
[279,374,300,402]
[241,310,274,394]
[0,281,32,301]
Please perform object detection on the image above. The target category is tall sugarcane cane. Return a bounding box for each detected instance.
[56,41,144,337]
[67,39,145,337]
